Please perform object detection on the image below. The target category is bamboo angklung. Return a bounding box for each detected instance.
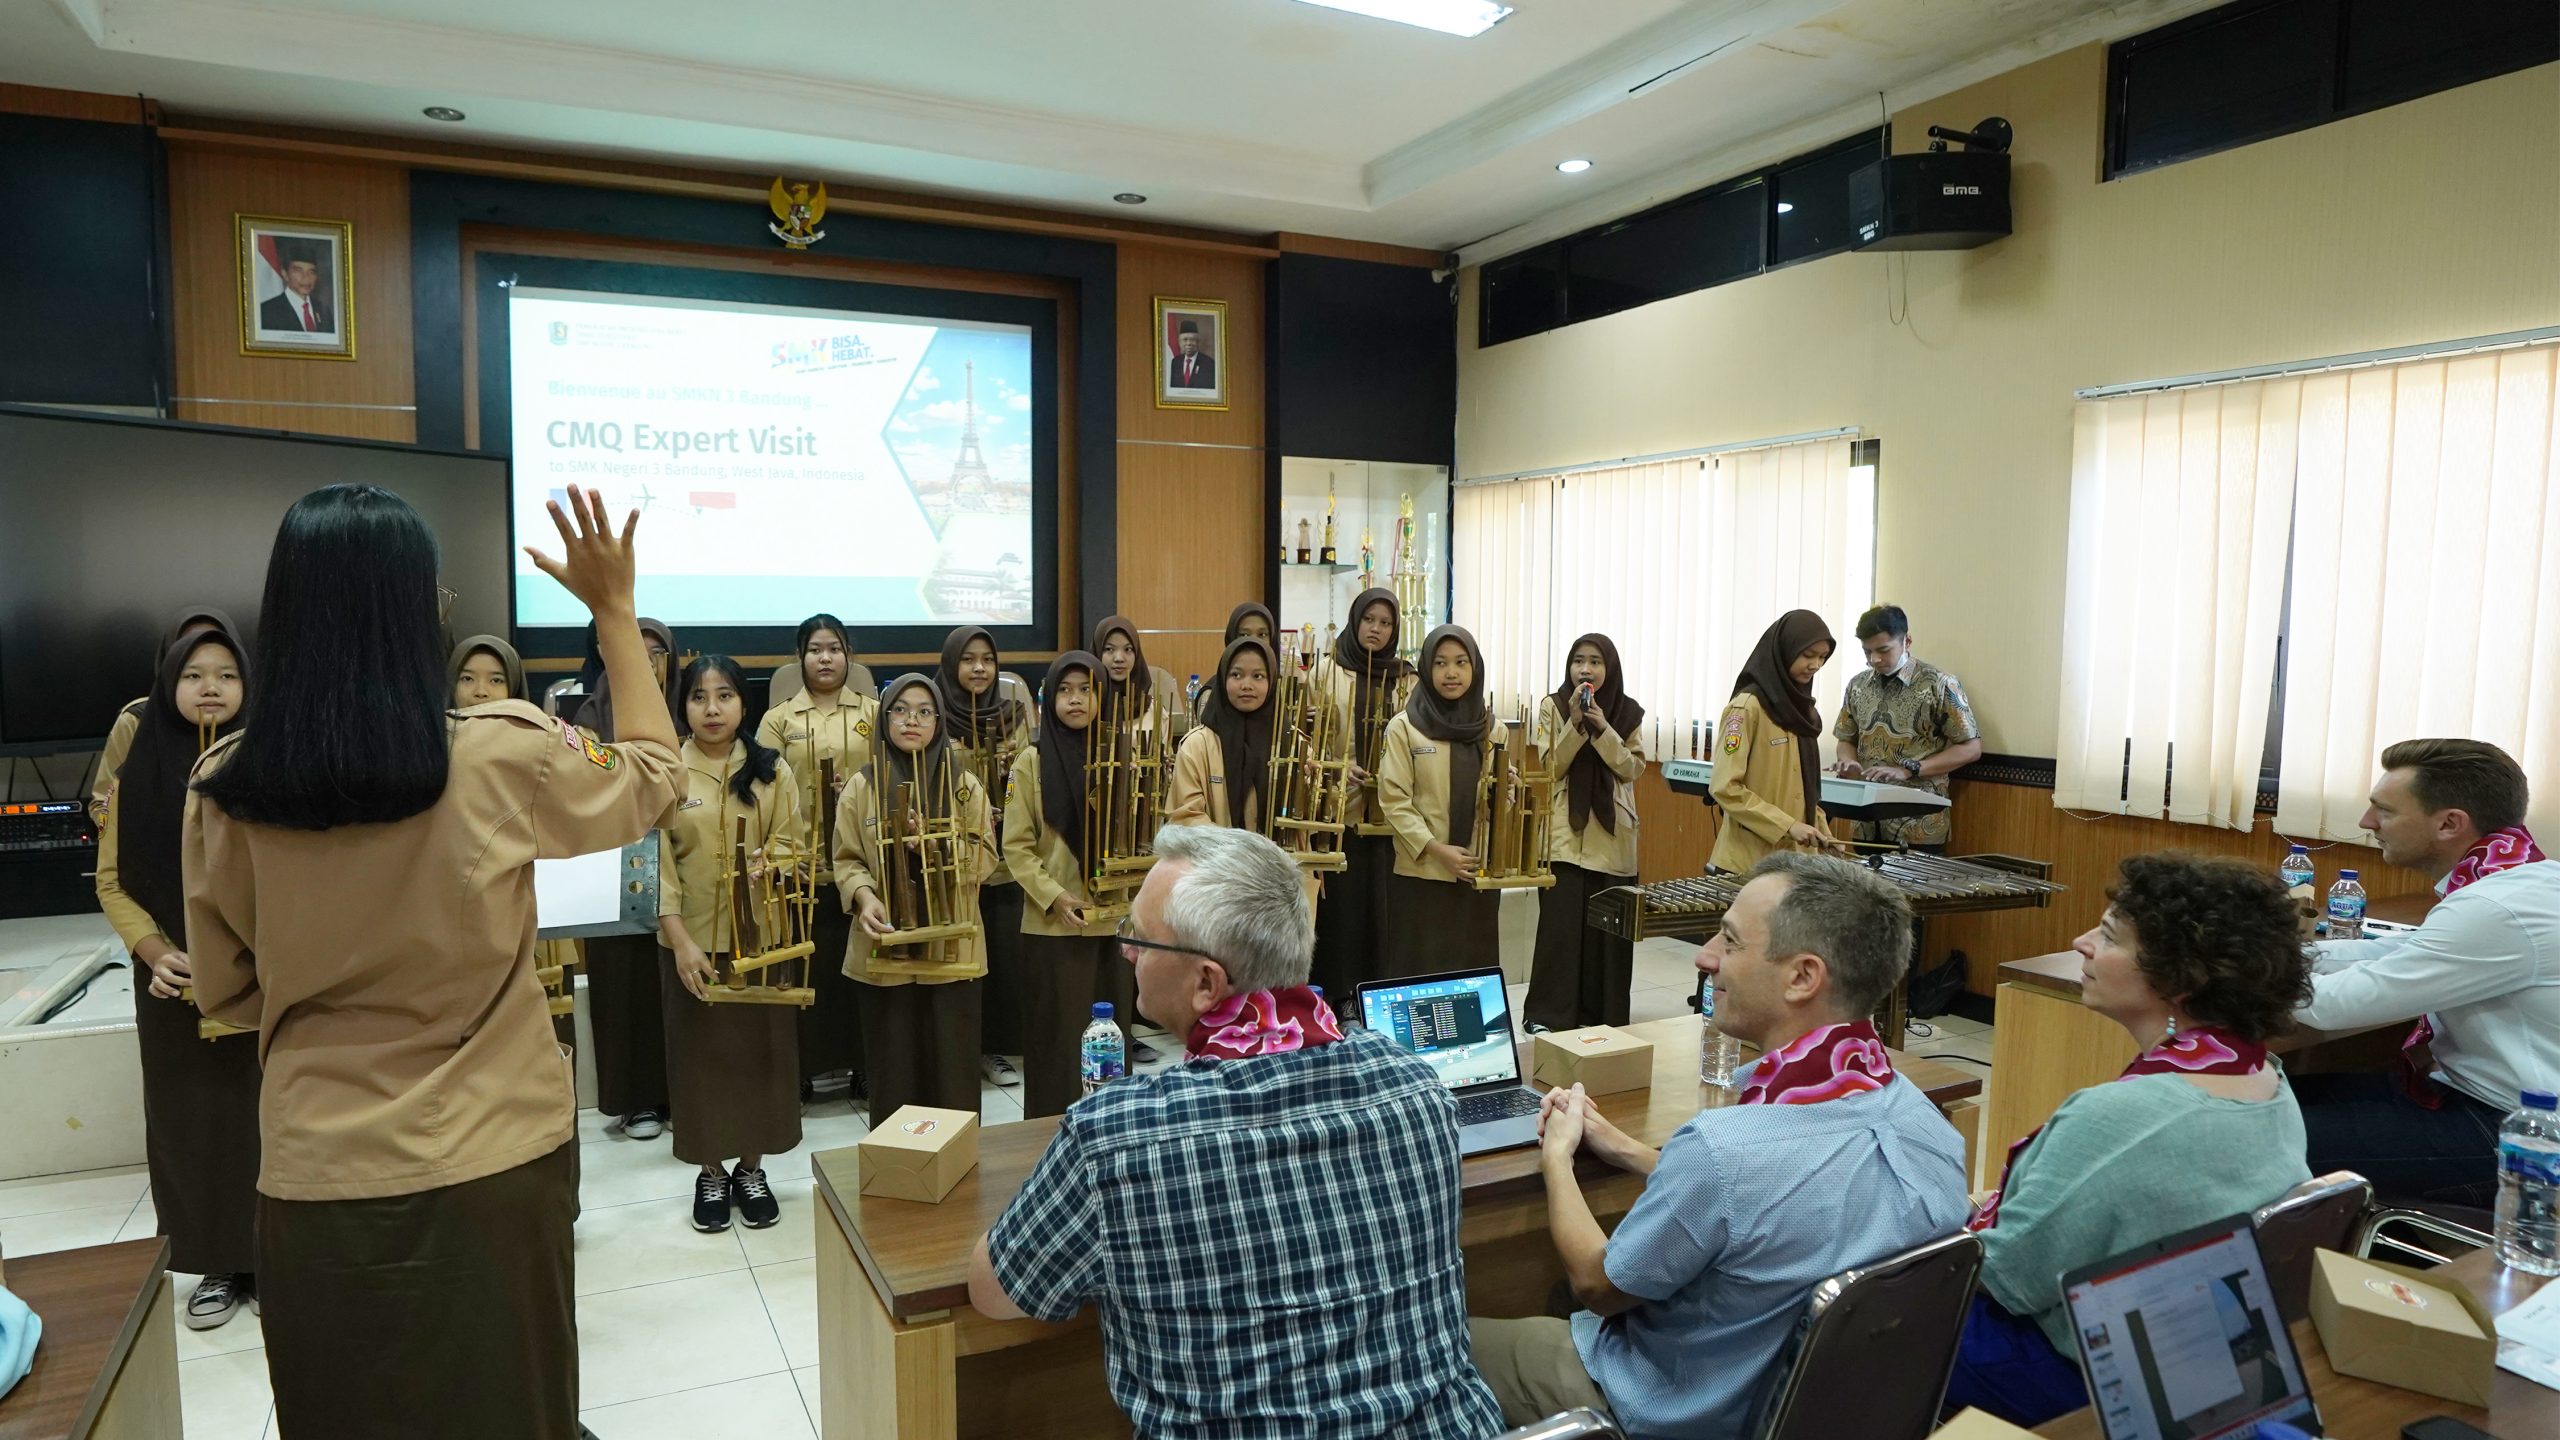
[1467,714,1557,891]
[707,810,819,1007]
[867,759,985,976]
[1080,685,1165,922]
[1264,641,1350,870]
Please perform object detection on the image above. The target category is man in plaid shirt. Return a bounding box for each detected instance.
[969,825,1502,1439]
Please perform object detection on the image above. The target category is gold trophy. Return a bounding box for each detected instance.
[704,813,820,1006]
[1081,686,1168,923]
[1295,516,1313,565]
[1467,715,1557,891]
[1392,493,1428,661]
[1320,478,1338,564]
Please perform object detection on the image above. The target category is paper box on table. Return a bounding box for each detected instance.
[1531,1025,1655,1097]
[857,1105,980,1203]
[2307,1248,2497,1407]
[1930,1408,2042,1439]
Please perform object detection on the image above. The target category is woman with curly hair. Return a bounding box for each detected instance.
[1942,852,2317,1428]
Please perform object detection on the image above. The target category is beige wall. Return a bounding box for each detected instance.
[1455,47,2560,755]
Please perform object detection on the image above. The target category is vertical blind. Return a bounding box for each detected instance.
[1454,437,1873,756]
[2057,340,2560,838]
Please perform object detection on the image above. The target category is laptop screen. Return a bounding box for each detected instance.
[1358,969,1521,1092]
[2062,1217,2317,1440]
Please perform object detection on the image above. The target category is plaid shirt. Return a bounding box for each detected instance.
[986,1028,1503,1440]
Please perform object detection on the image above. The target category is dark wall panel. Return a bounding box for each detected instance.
[0,115,167,408]
[1268,253,1455,467]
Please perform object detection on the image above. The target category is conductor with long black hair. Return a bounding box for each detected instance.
[183,486,683,1439]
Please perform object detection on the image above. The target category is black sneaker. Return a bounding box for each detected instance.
[691,1169,733,1232]
[185,1272,247,1331]
[731,1165,781,1229]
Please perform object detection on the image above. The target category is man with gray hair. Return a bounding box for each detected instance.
[1470,853,1970,1440]
[969,825,1502,1440]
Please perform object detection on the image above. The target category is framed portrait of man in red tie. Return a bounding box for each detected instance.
[1153,296,1226,411]
[236,214,355,360]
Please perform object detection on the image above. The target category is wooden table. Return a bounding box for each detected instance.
[2035,1247,2554,1438]
[811,1015,1982,1440]
[0,1240,179,1440]
[1983,895,2430,1183]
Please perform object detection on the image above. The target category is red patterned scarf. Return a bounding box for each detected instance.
[1184,985,1344,1061]
[1969,1023,2268,1231]
[2400,825,2548,1107]
[1736,1020,1896,1106]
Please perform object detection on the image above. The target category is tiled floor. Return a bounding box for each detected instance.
[0,964,1987,1437]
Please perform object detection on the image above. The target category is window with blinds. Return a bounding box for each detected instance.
[2055,338,2560,838]
[1452,436,1876,759]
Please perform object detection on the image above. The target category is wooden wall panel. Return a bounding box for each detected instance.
[1630,773,2434,993]
[1115,244,1265,449]
[165,145,416,441]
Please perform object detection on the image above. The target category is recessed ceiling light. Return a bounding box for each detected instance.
[1113,193,1147,205]
[1290,1,1514,39]
[1775,201,1795,214]
[1555,158,1593,175]
[423,106,466,122]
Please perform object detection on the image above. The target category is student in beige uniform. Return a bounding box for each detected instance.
[1172,636,1330,919]
[834,674,997,1124]
[577,616,682,1140]
[96,623,260,1330]
[658,654,805,1235]
[452,634,589,1056]
[1525,633,1649,1032]
[90,605,237,827]
[1376,624,1501,980]
[938,625,1033,1088]
[1312,586,1415,999]
[1223,601,1277,647]
[1708,608,1852,874]
[183,485,681,1439]
[1005,651,1135,1118]
[757,612,879,1097]
[1092,614,1173,732]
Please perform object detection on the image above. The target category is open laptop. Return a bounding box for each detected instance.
[2061,1215,2323,1440]
[1355,967,1543,1156]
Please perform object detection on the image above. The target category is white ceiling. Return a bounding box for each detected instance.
[7,0,2220,253]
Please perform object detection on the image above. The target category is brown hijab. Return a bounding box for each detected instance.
[1089,615,1152,715]
[1222,602,1278,648]
[1197,636,1276,830]
[872,673,955,819]
[1333,586,1413,741]
[935,625,1007,751]
[574,616,679,741]
[1407,624,1493,847]
[1731,609,1834,824]
[119,625,250,943]
[446,633,526,704]
[1551,633,1646,837]
[1036,652,1100,868]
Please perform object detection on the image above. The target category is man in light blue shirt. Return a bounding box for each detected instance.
[1468,854,1971,1440]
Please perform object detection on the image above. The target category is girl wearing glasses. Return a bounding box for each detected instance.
[1003,652,1136,1118]
[833,674,997,1125]
[1376,625,1500,980]
[576,617,683,1142]
[757,613,879,1100]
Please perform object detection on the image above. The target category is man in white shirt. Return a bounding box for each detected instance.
[2295,738,2559,1206]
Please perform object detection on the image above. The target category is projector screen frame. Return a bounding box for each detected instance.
[470,253,1063,669]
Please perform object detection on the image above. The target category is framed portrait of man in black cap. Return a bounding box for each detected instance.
[1153,296,1226,410]
[236,214,355,360]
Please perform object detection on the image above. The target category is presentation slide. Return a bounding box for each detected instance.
[508,288,1036,628]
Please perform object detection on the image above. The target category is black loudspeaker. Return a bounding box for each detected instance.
[1848,151,2011,251]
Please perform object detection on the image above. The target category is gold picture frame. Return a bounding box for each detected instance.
[236,214,356,361]
[1152,295,1227,411]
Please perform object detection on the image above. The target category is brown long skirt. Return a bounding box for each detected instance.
[1525,862,1638,1031]
[855,979,984,1127]
[1017,933,1132,1120]
[1378,871,1502,982]
[660,951,803,1166]
[585,930,670,1118]
[977,881,1027,1055]
[798,895,863,1081]
[1311,833,1396,1003]
[260,1140,578,1440]
[133,983,260,1276]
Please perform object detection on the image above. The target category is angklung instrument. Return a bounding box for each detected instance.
[1081,685,1167,923]
[865,755,987,978]
[1262,637,1350,872]
[705,811,820,1007]
[1467,713,1556,891]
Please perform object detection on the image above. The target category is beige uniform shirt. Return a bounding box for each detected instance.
[948,694,1031,891]
[88,700,146,826]
[755,688,878,840]
[1167,726,1264,832]
[92,787,159,951]
[182,701,681,1200]
[1002,744,1116,938]
[1536,696,1647,878]
[1322,662,1416,826]
[1707,691,1829,874]
[831,765,997,984]
[1377,713,1491,883]
[656,742,804,956]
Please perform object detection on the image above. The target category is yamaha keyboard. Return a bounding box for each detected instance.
[1659,758,1950,824]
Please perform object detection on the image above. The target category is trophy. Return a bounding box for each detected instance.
[1392,493,1429,660]
[1295,516,1313,565]
[1081,686,1168,923]
[1320,477,1338,564]
[704,814,820,1006]
[1263,646,1351,872]
[1467,716,1556,891]
[865,760,986,977]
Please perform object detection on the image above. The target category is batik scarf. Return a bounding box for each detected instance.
[2400,825,2549,1107]
[1735,1020,1896,1106]
[1184,986,1344,1061]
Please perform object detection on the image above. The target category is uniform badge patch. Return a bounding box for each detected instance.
[1720,713,1745,756]
[854,718,873,738]
[579,732,619,771]
[560,719,584,751]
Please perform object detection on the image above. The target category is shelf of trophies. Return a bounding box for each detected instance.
[1275,457,1449,663]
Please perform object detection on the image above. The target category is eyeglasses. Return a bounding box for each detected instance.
[886,706,939,722]
[1114,916,1220,969]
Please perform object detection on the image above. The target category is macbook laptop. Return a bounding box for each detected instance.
[1356,967,1544,1156]
[2061,1214,2323,1440]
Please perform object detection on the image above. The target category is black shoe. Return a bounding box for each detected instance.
[691,1169,733,1232]
[184,1272,247,1331]
[731,1164,781,1229]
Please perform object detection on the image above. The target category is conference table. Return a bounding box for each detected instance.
[0,1240,179,1440]
[2034,1247,2555,1438]
[1983,894,2430,1177]
[809,1014,1983,1440]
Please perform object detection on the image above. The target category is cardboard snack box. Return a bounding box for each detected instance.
[2307,1247,2496,1407]
[1531,1025,1655,1097]
[857,1105,981,1204]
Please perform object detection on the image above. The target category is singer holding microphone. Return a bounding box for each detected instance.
[1524,635,1648,1033]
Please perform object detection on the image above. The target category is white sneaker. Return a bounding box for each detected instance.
[623,1109,665,1140]
[981,1054,1021,1087]
[185,1273,247,1331]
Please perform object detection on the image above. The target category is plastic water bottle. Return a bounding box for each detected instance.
[2278,845,2317,935]
[2326,870,2367,941]
[1699,983,1742,1090]
[1080,1002,1126,1097]
[2496,1090,2560,1276]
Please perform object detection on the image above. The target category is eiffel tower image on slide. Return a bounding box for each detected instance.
[939,360,993,518]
